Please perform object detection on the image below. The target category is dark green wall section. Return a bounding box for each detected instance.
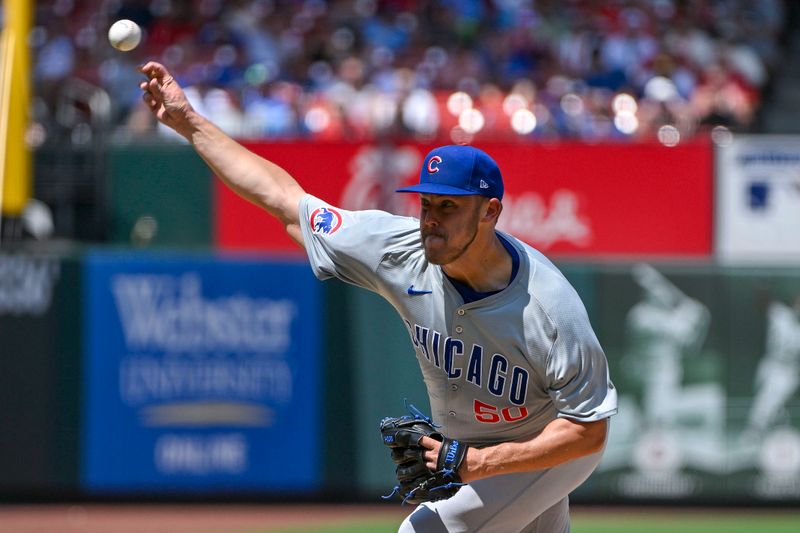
[321,280,358,492]
[108,143,212,247]
[0,251,81,494]
[348,288,429,493]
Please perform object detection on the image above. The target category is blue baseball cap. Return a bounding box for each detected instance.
[396,145,504,200]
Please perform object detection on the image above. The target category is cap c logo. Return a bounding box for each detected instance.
[427,156,442,173]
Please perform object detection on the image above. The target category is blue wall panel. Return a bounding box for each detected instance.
[82,251,321,492]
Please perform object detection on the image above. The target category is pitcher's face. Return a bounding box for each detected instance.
[418,194,485,265]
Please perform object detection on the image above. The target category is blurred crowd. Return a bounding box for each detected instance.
[33,0,789,144]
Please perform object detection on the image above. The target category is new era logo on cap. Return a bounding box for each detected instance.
[396,145,504,200]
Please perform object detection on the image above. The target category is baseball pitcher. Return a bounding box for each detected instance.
[139,61,617,533]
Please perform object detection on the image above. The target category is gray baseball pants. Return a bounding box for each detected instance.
[398,450,604,533]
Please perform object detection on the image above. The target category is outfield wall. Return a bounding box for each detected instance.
[1,137,799,503]
[1,249,798,504]
[105,137,800,266]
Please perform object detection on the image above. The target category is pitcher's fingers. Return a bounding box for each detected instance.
[138,61,164,75]
[424,448,437,464]
[139,77,159,95]
[142,92,158,109]
[147,77,162,94]
[419,436,438,451]
[138,61,168,81]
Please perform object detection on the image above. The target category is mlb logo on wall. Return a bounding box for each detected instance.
[716,135,800,264]
[310,207,343,235]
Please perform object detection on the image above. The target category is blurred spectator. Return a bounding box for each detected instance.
[31,0,790,144]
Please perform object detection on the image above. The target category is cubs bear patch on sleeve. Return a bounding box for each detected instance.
[299,194,418,292]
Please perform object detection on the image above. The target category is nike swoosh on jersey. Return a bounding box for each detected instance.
[407,285,433,296]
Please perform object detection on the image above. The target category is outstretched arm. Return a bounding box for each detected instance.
[138,61,306,246]
[421,417,608,483]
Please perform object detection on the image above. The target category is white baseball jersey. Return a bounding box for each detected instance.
[300,194,617,446]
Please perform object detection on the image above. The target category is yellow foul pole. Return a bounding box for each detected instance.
[0,0,32,223]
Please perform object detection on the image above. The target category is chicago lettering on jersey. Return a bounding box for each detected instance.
[405,321,529,407]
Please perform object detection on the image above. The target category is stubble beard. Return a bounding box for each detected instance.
[421,222,480,266]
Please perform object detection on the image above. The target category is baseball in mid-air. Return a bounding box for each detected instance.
[108,19,141,51]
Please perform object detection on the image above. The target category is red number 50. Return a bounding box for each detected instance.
[474,399,528,424]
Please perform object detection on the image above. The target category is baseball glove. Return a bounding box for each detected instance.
[379,406,468,504]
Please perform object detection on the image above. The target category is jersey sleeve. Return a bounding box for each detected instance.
[299,194,419,292]
[545,311,618,422]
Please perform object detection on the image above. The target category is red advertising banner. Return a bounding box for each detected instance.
[215,141,712,258]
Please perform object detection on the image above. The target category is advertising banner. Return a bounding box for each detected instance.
[716,135,800,264]
[82,252,321,492]
[579,264,800,504]
[216,142,712,258]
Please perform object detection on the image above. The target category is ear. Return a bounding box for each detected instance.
[482,198,503,223]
